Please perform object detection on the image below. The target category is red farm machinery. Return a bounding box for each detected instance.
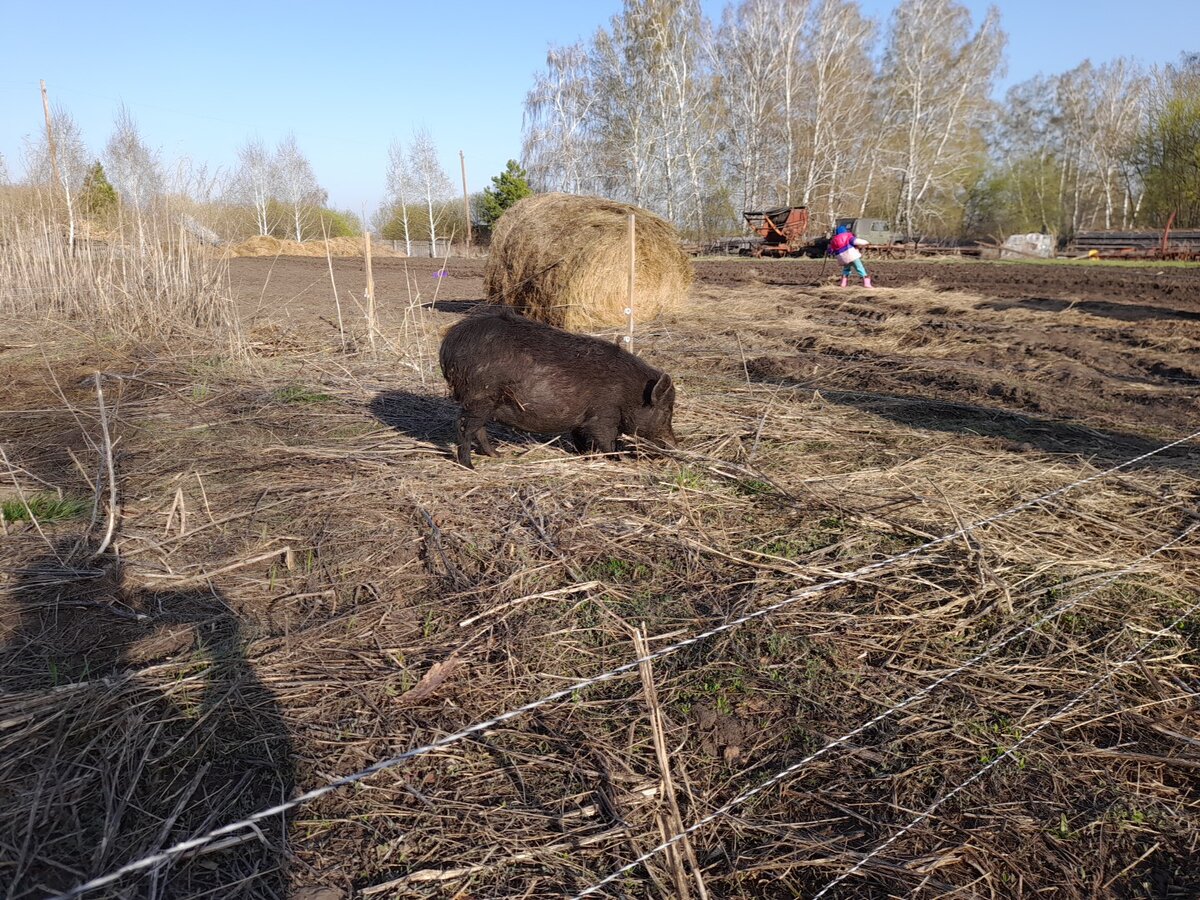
[739,208,970,259]
[742,206,811,257]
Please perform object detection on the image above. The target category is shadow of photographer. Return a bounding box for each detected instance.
[0,538,294,899]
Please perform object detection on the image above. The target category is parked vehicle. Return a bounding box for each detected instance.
[834,217,910,258]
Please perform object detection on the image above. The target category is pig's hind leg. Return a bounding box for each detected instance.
[473,425,499,457]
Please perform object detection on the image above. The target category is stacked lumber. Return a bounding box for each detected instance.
[1071,229,1200,257]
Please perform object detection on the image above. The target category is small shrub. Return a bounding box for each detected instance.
[316,208,362,238]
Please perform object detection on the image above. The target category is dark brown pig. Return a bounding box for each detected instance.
[439,307,677,468]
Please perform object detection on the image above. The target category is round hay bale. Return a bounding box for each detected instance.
[483,193,692,330]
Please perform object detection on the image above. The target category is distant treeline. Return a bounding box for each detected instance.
[521,0,1200,239]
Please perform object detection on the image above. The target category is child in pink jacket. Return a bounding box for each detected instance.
[828,225,873,288]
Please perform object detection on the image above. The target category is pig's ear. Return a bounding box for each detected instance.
[648,372,673,406]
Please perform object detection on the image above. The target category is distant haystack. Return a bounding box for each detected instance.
[228,236,400,258]
[483,193,692,330]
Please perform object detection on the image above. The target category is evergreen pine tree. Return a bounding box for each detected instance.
[81,161,119,218]
[479,160,533,226]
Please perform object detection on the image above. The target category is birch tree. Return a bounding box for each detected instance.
[22,108,89,204]
[518,0,1022,238]
[407,129,453,255]
[995,75,1063,233]
[798,0,877,227]
[587,0,717,230]
[774,0,810,203]
[232,138,278,237]
[590,15,658,208]
[276,133,326,241]
[1136,54,1200,227]
[523,43,595,193]
[881,0,1005,237]
[714,0,786,213]
[637,0,716,230]
[1087,59,1149,228]
[385,138,415,255]
[103,105,164,213]
[1054,64,1099,234]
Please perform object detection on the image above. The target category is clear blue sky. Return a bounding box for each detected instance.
[0,1,1194,218]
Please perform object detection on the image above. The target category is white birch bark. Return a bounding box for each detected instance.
[408,129,453,256]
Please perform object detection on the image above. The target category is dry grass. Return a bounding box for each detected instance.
[483,193,692,330]
[229,235,401,259]
[0,269,1198,899]
[0,216,245,352]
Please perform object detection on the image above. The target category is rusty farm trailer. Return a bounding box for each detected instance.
[742,206,810,257]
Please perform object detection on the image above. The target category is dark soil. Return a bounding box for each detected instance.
[691,258,1200,314]
[230,255,488,323]
[227,254,1200,453]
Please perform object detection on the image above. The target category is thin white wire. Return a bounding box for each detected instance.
[569,522,1198,898]
[49,426,1200,898]
[810,585,1200,899]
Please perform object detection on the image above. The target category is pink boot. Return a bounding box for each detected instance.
[863,276,873,288]
[839,276,848,287]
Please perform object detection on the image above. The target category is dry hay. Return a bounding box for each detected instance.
[1,273,1198,898]
[483,192,692,330]
[229,235,400,259]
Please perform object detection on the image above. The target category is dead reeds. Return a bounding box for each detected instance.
[0,215,245,352]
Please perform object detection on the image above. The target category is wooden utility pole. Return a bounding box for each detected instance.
[40,80,62,193]
[460,150,472,250]
[40,79,75,251]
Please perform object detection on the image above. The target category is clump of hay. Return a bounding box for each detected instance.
[229,236,400,258]
[483,193,692,330]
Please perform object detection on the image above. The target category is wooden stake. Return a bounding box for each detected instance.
[626,213,636,353]
[460,150,472,250]
[321,218,347,352]
[363,228,377,353]
[633,624,709,900]
[91,373,119,559]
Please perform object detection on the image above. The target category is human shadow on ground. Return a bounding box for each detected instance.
[369,389,569,459]
[748,369,1199,475]
[977,296,1200,324]
[0,538,294,899]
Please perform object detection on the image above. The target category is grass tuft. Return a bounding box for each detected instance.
[271,384,334,404]
[2,494,89,524]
